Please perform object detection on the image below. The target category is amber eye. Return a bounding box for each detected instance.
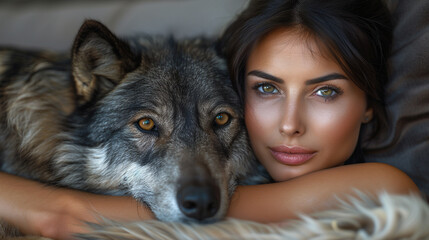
[138,118,155,131]
[214,113,230,126]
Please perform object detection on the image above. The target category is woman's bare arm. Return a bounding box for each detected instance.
[0,162,419,239]
[0,172,153,239]
[227,162,420,223]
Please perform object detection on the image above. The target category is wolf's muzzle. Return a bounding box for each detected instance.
[177,180,220,221]
[176,158,221,222]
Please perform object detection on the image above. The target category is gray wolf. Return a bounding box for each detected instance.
[0,19,264,230]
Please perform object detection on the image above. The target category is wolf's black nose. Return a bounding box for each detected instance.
[177,183,220,221]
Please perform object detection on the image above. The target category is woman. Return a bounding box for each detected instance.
[219,0,416,222]
[0,0,419,239]
[221,0,418,222]
[221,0,392,181]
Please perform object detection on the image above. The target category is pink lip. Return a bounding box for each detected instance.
[269,146,316,166]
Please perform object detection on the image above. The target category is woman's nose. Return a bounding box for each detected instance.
[279,100,305,137]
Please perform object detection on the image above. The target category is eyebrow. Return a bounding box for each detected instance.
[305,73,348,85]
[247,70,348,85]
[247,70,283,83]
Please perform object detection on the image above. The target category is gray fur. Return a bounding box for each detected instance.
[0,20,267,237]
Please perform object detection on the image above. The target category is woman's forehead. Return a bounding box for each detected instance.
[249,27,341,69]
[253,27,337,62]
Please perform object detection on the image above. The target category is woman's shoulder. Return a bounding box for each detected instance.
[340,162,410,178]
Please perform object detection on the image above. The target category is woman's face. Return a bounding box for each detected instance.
[245,28,372,182]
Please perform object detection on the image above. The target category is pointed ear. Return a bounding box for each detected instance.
[71,20,139,105]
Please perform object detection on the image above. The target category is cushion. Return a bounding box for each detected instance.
[362,0,429,197]
[0,0,249,52]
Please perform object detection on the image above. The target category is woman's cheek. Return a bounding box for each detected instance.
[245,97,281,156]
[309,102,363,159]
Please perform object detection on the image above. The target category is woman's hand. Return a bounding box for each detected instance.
[0,172,154,240]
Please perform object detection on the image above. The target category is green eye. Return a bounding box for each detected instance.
[258,83,278,93]
[319,88,333,96]
[214,113,230,126]
[315,86,341,101]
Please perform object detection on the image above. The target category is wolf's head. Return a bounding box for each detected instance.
[68,20,263,222]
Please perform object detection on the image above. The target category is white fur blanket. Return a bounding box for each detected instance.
[77,193,429,240]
